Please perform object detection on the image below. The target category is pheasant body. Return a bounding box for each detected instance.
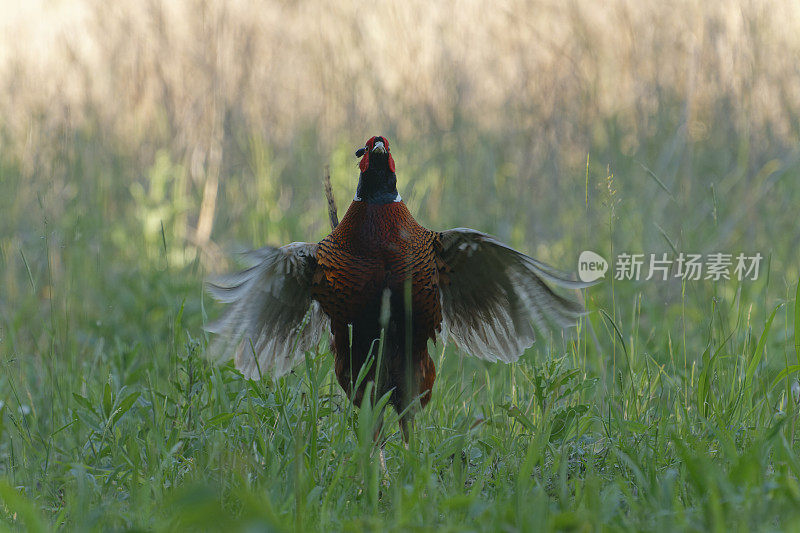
[207,135,589,440]
[314,200,439,413]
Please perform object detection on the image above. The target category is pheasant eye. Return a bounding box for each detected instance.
[355,147,366,158]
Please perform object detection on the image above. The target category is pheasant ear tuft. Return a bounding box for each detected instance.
[355,147,366,158]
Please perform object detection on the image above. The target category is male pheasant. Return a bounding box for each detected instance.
[207,136,588,440]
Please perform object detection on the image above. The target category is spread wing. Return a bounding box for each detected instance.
[436,228,591,363]
[205,242,328,380]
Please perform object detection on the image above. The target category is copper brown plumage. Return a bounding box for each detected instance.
[314,199,440,420]
[207,135,590,441]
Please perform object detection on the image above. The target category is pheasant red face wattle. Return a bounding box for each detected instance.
[358,135,396,173]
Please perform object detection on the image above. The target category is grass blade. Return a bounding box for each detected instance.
[745,303,782,393]
[795,275,800,366]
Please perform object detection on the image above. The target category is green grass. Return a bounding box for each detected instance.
[1,122,800,530]
[1,266,799,532]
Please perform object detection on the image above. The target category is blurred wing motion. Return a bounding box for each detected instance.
[436,228,591,362]
[205,242,328,379]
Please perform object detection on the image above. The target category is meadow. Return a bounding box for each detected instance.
[1,0,800,530]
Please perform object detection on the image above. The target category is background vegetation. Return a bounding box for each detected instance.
[1,0,800,530]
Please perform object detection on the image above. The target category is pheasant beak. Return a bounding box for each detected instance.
[371,141,386,154]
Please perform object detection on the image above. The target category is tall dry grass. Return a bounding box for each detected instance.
[1,0,799,291]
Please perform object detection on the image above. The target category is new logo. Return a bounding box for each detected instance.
[578,250,608,282]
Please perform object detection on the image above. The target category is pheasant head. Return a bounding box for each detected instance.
[355,135,399,203]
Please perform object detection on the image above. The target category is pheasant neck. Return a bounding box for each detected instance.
[355,164,400,204]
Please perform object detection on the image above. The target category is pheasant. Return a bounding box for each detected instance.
[207,135,589,441]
